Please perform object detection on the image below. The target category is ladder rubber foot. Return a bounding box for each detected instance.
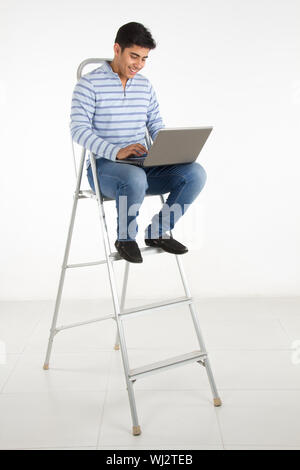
[114,344,120,350]
[43,364,49,370]
[213,397,222,407]
[132,425,141,436]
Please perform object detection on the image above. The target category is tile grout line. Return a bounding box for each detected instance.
[276,317,293,344]
[3,388,300,397]
[20,314,47,355]
[92,346,296,352]
[0,315,43,394]
[0,354,22,394]
[95,348,115,449]
[212,393,225,449]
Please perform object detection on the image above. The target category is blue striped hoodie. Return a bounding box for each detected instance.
[70,60,165,168]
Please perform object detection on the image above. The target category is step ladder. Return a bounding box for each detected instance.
[43,58,222,436]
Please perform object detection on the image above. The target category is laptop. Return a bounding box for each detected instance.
[116,127,213,167]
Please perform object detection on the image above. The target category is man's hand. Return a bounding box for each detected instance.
[116,143,148,160]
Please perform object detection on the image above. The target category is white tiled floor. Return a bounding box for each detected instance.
[0,297,300,450]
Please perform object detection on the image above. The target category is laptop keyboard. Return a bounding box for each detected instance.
[116,153,147,166]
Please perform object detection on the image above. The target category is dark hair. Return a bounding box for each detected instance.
[114,22,156,52]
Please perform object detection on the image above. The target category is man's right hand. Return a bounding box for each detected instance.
[116,143,148,160]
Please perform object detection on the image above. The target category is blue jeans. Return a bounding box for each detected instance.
[87,158,207,241]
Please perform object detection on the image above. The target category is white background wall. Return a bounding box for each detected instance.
[1,0,299,300]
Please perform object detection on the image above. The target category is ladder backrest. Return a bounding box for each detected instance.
[71,58,153,179]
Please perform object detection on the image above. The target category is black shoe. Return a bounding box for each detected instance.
[145,234,188,255]
[115,240,143,263]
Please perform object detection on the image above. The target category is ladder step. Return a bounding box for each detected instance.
[110,246,165,261]
[119,296,193,319]
[78,190,97,199]
[66,246,166,268]
[129,350,207,381]
[66,260,107,268]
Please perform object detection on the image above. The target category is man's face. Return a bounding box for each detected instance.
[114,44,150,79]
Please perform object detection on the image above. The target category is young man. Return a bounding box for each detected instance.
[70,22,207,263]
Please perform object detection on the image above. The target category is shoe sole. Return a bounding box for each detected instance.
[145,240,188,255]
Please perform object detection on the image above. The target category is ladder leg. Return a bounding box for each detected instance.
[114,261,130,350]
[174,252,222,407]
[117,319,141,435]
[189,301,222,406]
[43,148,86,370]
[91,154,141,435]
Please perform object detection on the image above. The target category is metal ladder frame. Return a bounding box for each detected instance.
[43,58,222,436]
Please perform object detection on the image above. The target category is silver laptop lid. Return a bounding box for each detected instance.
[143,126,213,167]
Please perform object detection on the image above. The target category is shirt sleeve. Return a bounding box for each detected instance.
[70,76,122,161]
[146,82,165,141]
